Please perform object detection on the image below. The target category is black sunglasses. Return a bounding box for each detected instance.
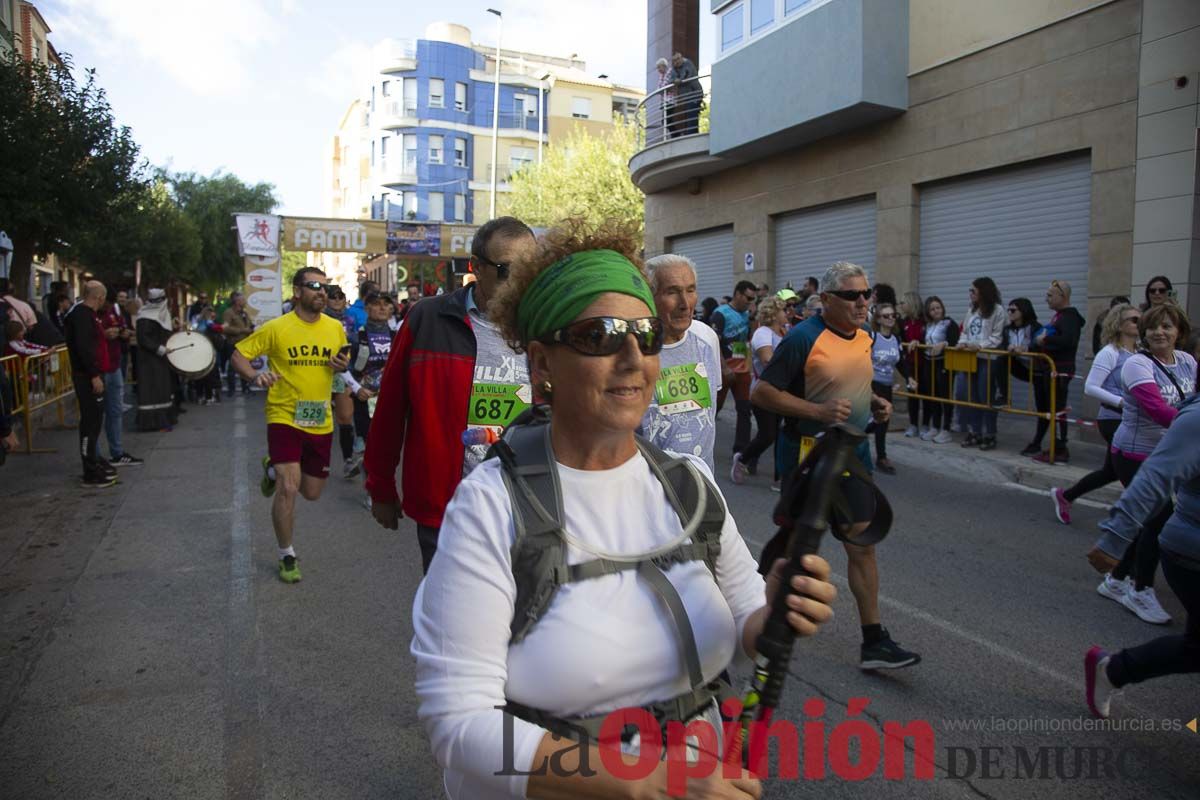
[1147,286,1169,295]
[296,280,330,292]
[827,289,872,301]
[474,254,510,280]
[542,316,664,357]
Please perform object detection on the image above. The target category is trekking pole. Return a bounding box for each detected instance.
[723,424,866,771]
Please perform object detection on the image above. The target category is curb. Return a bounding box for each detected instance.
[883,435,1122,505]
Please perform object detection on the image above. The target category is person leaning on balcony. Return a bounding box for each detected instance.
[654,57,675,139]
[669,51,702,136]
[954,277,1006,451]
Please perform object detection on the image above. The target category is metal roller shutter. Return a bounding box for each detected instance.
[669,226,735,303]
[774,197,877,293]
[918,155,1091,411]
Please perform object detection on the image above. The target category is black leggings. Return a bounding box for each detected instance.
[1107,554,1199,688]
[1063,419,1120,502]
[741,404,779,476]
[870,381,893,459]
[1112,449,1174,590]
[1032,371,1071,448]
[919,358,950,429]
[73,374,105,470]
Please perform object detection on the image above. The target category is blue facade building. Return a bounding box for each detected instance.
[365,23,551,226]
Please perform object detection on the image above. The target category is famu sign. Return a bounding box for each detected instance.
[281,217,388,253]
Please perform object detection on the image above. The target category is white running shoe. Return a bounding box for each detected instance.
[730,452,748,485]
[920,427,935,441]
[1121,586,1172,625]
[904,425,918,438]
[933,429,953,444]
[1096,574,1129,604]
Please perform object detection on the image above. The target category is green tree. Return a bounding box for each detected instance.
[168,170,278,291]
[0,51,142,297]
[505,117,644,236]
[279,249,308,293]
[71,176,202,288]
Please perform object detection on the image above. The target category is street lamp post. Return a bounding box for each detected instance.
[487,8,502,220]
[538,73,550,167]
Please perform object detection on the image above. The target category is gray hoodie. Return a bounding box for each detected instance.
[1096,392,1200,570]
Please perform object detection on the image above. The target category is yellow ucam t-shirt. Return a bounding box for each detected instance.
[235,312,348,435]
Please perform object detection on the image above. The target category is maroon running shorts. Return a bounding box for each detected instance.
[267,423,333,478]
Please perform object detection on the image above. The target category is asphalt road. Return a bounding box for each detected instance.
[0,394,1196,799]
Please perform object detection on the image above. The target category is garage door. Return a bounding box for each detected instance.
[774,197,877,293]
[669,226,735,303]
[918,155,1091,411]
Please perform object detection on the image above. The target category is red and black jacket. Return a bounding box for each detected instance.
[364,286,477,528]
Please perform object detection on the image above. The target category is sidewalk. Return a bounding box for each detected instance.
[715,400,1122,505]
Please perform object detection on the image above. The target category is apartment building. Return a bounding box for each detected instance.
[635,0,1199,414]
[326,22,642,228]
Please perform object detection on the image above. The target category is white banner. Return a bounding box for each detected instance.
[243,255,283,323]
[234,213,281,258]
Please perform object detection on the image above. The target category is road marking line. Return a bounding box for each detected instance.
[224,395,263,800]
[742,532,1157,719]
[1001,481,1111,510]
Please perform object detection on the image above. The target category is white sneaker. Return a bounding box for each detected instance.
[904,425,918,438]
[729,452,748,485]
[1084,647,1120,719]
[1096,573,1129,605]
[933,429,953,444]
[919,427,934,441]
[1121,586,1172,625]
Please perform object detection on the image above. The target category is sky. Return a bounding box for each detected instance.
[39,0,715,217]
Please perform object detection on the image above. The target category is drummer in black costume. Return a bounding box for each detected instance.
[134,288,179,432]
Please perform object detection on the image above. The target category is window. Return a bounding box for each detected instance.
[428,192,444,221]
[785,0,814,14]
[454,137,467,167]
[721,4,744,51]
[370,140,375,166]
[429,78,444,108]
[380,135,388,156]
[404,192,418,217]
[454,194,466,222]
[570,97,591,119]
[455,82,467,111]
[429,135,443,164]
[509,146,534,173]
[381,80,391,97]
[404,134,417,172]
[370,84,376,111]
[403,78,417,115]
[751,0,774,33]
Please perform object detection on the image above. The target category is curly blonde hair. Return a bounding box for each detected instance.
[490,217,646,353]
[756,296,786,327]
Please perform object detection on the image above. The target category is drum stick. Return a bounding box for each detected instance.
[166,343,195,354]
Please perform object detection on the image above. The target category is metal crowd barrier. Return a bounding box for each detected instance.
[893,343,1063,463]
[4,346,76,455]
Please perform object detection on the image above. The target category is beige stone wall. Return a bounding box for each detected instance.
[1130,0,1200,319]
[645,0,1142,335]
[910,0,1116,74]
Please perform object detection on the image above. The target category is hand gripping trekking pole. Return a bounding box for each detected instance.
[723,424,867,771]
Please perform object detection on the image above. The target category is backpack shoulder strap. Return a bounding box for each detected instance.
[635,436,725,577]
[494,412,570,644]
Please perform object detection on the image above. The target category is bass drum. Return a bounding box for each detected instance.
[165,330,216,380]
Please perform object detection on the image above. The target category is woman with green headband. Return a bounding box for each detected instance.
[410,219,837,799]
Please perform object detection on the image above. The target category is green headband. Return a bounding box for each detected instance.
[517,249,656,343]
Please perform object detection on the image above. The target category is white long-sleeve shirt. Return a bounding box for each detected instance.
[411,452,766,799]
[1085,344,1133,421]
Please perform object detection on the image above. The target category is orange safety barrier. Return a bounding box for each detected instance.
[1,353,26,430]
[893,343,1063,463]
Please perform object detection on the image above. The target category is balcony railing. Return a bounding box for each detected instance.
[635,73,710,150]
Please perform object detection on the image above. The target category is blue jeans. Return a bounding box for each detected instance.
[954,357,997,437]
[103,368,124,459]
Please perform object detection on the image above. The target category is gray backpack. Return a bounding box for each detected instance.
[487,406,734,742]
